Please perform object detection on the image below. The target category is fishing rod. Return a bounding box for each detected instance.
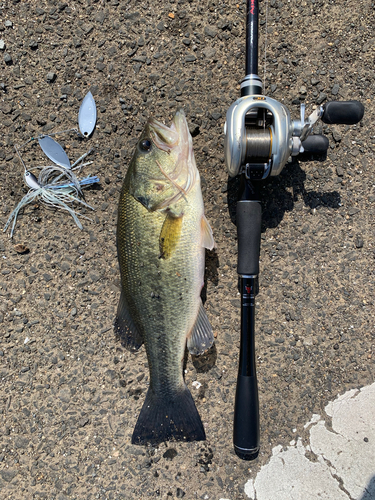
[224,0,364,460]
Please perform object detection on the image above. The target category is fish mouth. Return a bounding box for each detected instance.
[148,117,179,152]
[148,110,197,209]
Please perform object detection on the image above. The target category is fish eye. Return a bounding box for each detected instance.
[140,139,152,152]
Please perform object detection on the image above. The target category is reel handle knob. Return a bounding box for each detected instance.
[301,134,329,153]
[321,100,364,125]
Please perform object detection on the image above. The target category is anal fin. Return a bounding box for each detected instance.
[114,290,143,351]
[187,301,214,355]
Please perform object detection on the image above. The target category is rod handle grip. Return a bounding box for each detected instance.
[233,374,260,460]
[321,100,364,125]
[237,200,262,276]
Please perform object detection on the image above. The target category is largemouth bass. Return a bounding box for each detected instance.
[116,109,215,445]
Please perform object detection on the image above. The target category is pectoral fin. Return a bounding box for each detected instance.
[187,301,214,355]
[159,213,183,259]
[201,214,215,250]
[114,291,143,351]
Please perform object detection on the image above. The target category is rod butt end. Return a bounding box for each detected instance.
[234,445,259,461]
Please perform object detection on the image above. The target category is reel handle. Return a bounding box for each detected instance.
[321,100,364,125]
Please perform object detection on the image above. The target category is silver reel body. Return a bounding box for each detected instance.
[224,76,325,180]
[225,94,293,179]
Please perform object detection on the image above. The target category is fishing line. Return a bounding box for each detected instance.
[263,0,269,90]
[14,145,27,172]
[156,159,187,196]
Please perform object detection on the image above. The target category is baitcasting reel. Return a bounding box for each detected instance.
[224,74,364,180]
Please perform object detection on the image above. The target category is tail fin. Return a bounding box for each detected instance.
[132,385,206,445]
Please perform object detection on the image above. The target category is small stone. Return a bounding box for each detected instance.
[316,92,327,104]
[336,166,344,177]
[4,20,13,28]
[211,112,222,120]
[14,436,29,449]
[89,272,100,282]
[14,244,29,254]
[163,448,177,460]
[332,129,342,142]
[1,468,17,482]
[60,262,70,272]
[58,388,71,403]
[132,55,147,64]
[185,54,196,62]
[355,236,364,248]
[3,53,12,64]
[73,38,82,48]
[203,47,216,59]
[60,85,72,94]
[29,40,38,49]
[332,83,340,95]
[204,26,217,37]
[176,488,185,498]
[95,11,106,24]
[46,72,56,83]
[299,86,307,95]
[79,417,89,427]
[0,40,5,50]
[348,207,360,216]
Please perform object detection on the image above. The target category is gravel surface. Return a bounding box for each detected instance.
[0,1,374,499]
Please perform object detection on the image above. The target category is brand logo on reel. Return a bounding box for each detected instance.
[250,0,255,15]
